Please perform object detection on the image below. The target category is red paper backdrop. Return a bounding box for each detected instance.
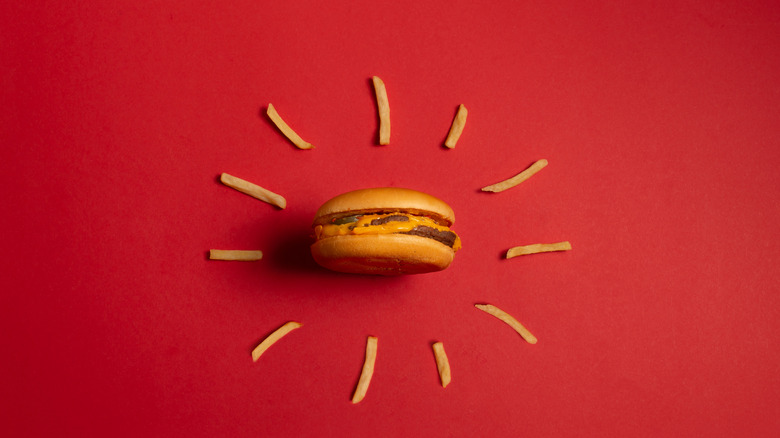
[2,1,779,437]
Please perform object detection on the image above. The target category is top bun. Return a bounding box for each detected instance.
[313,187,455,226]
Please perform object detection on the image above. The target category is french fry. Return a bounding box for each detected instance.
[266,103,314,150]
[475,303,537,344]
[372,76,390,145]
[352,336,378,404]
[444,104,468,149]
[220,173,286,209]
[481,159,548,193]
[251,321,303,362]
[431,342,451,388]
[506,241,572,258]
[209,249,263,261]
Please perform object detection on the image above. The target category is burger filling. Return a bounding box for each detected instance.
[314,212,461,251]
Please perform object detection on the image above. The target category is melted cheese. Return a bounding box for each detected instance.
[314,213,461,251]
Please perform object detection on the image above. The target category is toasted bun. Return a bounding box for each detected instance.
[313,187,455,226]
[311,234,455,275]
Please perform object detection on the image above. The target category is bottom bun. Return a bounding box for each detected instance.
[311,234,455,275]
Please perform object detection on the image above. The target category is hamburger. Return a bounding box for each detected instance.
[310,187,461,275]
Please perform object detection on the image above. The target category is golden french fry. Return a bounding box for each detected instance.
[475,303,537,344]
[352,336,378,404]
[220,173,286,209]
[251,321,303,362]
[372,76,390,145]
[432,342,451,388]
[266,103,314,150]
[506,241,571,258]
[481,159,548,193]
[444,104,468,149]
[209,249,263,261]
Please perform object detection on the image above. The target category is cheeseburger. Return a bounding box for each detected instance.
[311,187,461,275]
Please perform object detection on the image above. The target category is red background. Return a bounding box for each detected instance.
[3,1,779,436]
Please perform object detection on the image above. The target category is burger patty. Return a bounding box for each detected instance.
[369,214,409,225]
[402,226,458,248]
[329,214,458,249]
